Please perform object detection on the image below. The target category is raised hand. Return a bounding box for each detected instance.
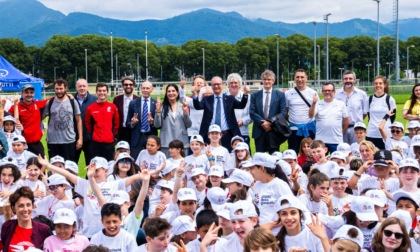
[200,223,221,248]
[156,96,162,112]
[37,154,49,167]
[172,239,188,252]
[34,185,45,198]
[182,98,189,115]
[306,214,328,240]
[13,95,19,105]
[154,203,167,216]
[205,145,213,158]
[176,162,185,177]
[131,113,139,125]
[87,162,97,178]
[312,93,318,104]
[191,85,198,96]
[242,82,250,95]
[147,112,154,124]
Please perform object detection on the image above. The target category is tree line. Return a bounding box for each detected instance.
[0,34,419,87]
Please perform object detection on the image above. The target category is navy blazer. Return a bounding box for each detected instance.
[250,89,286,139]
[75,92,97,141]
[126,97,157,147]
[192,93,248,137]
[113,94,139,127]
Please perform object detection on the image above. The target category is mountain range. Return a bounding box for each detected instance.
[2,0,420,46]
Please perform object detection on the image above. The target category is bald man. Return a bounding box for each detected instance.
[75,79,97,165]
[126,81,158,159]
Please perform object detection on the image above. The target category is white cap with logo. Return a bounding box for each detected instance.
[53,208,77,225]
[109,190,130,205]
[221,169,253,187]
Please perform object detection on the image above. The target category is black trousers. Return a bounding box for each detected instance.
[117,127,133,143]
[366,137,385,150]
[90,141,115,161]
[75,140,94,166]
[47,142,77,161]
[28,141,45,157]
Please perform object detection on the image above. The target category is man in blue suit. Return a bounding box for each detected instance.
[250,70,286,153]
[192,76,249,151]
[126,81,157,159]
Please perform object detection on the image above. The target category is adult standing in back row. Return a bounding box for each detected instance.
[285,69,319,153]
[250,70,286,153]
[113,77,138,142]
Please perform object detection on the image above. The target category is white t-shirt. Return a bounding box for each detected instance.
[193,186,206,209]
[385,137,409,158]
[183,154,210,186]
[351,142,361,158]
[74,177,126,238]
[357,177,400,214]
[314,99,349,144]
[6,150,36,171]
[313,161,339,178]
[209,146,230,171]
[21,179,46,203]
[218,234,243,252]
[367,94,397,138]
[402,135,412,147]
[284,227,324,252]
[185,96,204,137]
[253,177,293,225]
[75,205,84,233]
[3,129,21,152]
[286,87,318,124]
[136,150,166,172]
[136,243,178,252]
[33,194,75,220]
[331,194,354,216]
[298,193,329,215]
[186,237,228,252]
[90,228,137,252]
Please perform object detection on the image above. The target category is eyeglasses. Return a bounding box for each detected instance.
[212,83,222,87]
[48,184,63,191]
[383,229,404,239]
[322,89,334,93]
[391,130,402,134]
[123,84,134,87]
[119,159,132,165]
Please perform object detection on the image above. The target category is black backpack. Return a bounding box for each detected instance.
[368,94,396,123]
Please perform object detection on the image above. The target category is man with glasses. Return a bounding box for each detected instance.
[250,70,286,153]
[309,83,350,153]
[192,76,249,151]
[335,70,368,144]
[113,77,139,142]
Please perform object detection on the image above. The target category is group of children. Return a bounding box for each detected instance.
[1,99,420,252]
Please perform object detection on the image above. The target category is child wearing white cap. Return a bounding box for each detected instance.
[282,149,309,194]
[150,180,175,218]
[160,186,198,224]
[243,153,293,231]
[32,174,74,220]
[1,114,22,153]
[222,168,254,203]
[380,117,409,158]
[275,195,330,252]
[43,208,89,252]
[20,157,46,203]
[392,158,420,203]
[190,168,208,208]
[331,225,364,252]
[107,153,138,182]
[6,135,36,171]
[227,142,251,171]
[350,122,367,158]
[207,165,226,190]
[309,140,341,178]
[402,121,420,147]
[170,215,197,246]
[148,161,177,214]
[183,135,211,187]
[207,124,230,171]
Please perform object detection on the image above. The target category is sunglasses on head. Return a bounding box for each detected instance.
[383,229,404,239]
[391,130,402,134]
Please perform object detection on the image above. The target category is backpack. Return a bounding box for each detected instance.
[368,94,396,123]
[46,97,79,139]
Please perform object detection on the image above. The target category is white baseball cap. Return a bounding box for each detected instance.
[328,167,348,180]
[350,196,378,222]
[155,180,175,192]
[115,152,134,163]
[1,157,18,166]
[399,158,420,170]
[222,169,254,187]
[276,160,291,177]
[207,187,227,212]
[271,151,283,160]
[109,190,130,205]
[116,141,130,150]
[407,120,420,129]
[47,174,71,190]
[191,168,206,178]
[411,135,420,147]
[171,215,196,235]
[282,149,297,160]
[216,203,233,220]
[393,191,420,208]
[53,208,77,225]
[12,135,26,144]
[177,188,197,201]
[89,156,109,169]
[389,210,412,233]
[208,165,224,177]
[231,135,244,144]
[330,151,347,162]
[190,135,204,144]
[50,155,65,165]
[208,124,221,133]
[3,115,15,123]
[337,143,351,155]
[234,142,249,151]
[229,200,258,220]
[389,121,404,131]
[365,189,387,207]
[159,160,178,177]
[241,152,276,169]
[65,160,79,175]
[275,195,307,213]
[354,122,367,130]
[333,225,364,249]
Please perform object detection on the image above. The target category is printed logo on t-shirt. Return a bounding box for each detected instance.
[253,193,260,205]
[260,195,275,207]
[186,164,195,174]
[140,160,149,170]
[10,241,35,252]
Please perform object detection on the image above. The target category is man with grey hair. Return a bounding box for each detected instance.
[335,70,368,144]
[250,70,286,153]
[225,73,252,147]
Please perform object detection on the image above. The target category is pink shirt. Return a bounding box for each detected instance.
[43,235,89,252]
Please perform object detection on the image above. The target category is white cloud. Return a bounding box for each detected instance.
[37,0,420,23]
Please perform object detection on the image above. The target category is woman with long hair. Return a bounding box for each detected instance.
[154,84,192,157]
[403,83,420,122]
[370,217,411,252]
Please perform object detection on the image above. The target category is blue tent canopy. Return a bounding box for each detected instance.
[0,55,44,89]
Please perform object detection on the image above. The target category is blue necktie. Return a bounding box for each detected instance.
[215,96,221,127]
[141,99,149,132]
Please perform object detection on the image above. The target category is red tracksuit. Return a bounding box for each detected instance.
[85,101,119,143]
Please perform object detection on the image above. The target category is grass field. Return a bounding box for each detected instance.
[41,92,411,178]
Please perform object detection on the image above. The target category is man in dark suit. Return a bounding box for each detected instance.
[113,77,139,142]
[250,70,286,153]
[126,81,157,159]
[192,76,249,151]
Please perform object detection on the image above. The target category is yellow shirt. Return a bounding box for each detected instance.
[403,99,420,115]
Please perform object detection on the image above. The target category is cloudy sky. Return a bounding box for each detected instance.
[38,0,418,24]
